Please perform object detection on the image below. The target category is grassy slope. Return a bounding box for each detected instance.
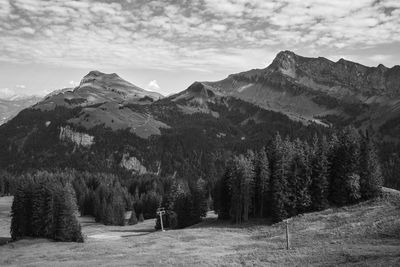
[0,189,399,266]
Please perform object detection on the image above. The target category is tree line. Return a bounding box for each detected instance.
[6,169,210,242]
[4,125,384,242]
[214,126,383,223]
[10,171,83,242]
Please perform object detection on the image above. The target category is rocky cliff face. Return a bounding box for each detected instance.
[184,51,400,131]
[119,153,147,174]
[59,126,94,147]
[265,50,400,98]
[33,71,167,139]
[78,70,163,100]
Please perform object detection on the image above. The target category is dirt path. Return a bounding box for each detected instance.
[0,196,399,266]
[0,196,12,245]
[79,216,156,241]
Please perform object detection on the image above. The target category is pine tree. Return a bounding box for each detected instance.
[359,133,383,199]
[11,175,83,242]
[193,178,208,218]
[229,156,243,223]
[43,185,55,239]
[138,213,144,222]
[310,135,330,211]
[253,148,270,217]
[54,183,83,242]
[128,206,138,225]
[329,126,361,205]
[31,183,45,237]
[10,184,27,240]
[228,154,255,223]
[217,163,233,220]
[346,173,361,202]
[242,152,255,222]
[291,139,312,214]
[270,133,289,222]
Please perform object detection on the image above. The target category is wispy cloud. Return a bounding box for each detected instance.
[0,0,399,73]
[146,80,161,92]
[0,88,14,98]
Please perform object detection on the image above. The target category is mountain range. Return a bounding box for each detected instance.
[0,51,399,185]
[0,95,42,125]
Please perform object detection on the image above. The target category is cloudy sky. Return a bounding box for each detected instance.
[0,0,399,97]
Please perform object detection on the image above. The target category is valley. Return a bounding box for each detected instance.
[1,189,399,266]
[0,96,41,125]
[2,1,400,265]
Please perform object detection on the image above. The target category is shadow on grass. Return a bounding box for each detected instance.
[0,237,12,246]
[188,216,273,229]
[110,229,156,233]
[121,232,154,237]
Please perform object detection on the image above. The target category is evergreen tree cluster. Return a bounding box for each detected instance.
[10,171,83,242]
[6,168,208,230]
[0,170,14,196]
[155,177,209,229]
[72,171,132,226]
[216,126,383,223]
[125,173,168,220]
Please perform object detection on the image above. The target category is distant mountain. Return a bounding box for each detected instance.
[0,95,42,125]
[37,70,163,110]
[0,53,399,187]
[34,71,166,138]
[187,51,400,139]
[0,67,324,179]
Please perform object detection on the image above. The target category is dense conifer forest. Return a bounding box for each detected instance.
[1,125,384,243]
[214,126,383,223]
[0,93,392,242]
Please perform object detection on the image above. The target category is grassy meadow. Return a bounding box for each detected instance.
[0,189,399,266]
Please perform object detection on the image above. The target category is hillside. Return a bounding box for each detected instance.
[0,70,326,180]
[1,52,400,188]
[195,52,400,137]
[0,189,399,266]
[0,96,41,125]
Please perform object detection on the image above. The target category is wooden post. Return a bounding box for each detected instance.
[156,208,166,232]
[284,219,291,250]
[159,211,165,232]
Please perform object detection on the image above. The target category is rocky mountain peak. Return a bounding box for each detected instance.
[80,70,122,85]
[268,50,298,78]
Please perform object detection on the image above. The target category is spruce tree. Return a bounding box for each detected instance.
[128,207,138,225]
[229,156,243,223]
[254,148,270,217]
[10,184,27,240]
[217,163,233,220]
[193,178,208,218]
[31,183,45,237]
[270,133,289,222]
[329,126,361,205]
[291,139,312,214]
[346,173,361,202]
[310,135,329,211]
[359,133,383,199]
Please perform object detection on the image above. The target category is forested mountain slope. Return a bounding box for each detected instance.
[1,51,400,189]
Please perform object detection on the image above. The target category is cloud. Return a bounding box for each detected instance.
[368,54,391,63]
[146,80,160,92]
[0,88,15,98]
[0,0,398,72]
[69,80,79,87]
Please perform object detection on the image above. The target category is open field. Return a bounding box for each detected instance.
[0,189,400,266]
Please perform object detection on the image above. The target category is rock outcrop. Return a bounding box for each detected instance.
[120,153,147,174]
[59,126,94,147]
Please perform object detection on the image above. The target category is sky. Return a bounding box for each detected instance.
[0,0,399,98]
